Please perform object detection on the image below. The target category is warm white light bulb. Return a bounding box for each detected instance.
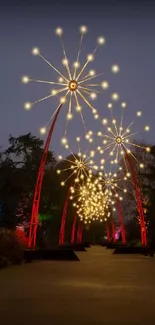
[111,93,119,101]
[102,119,108,125]
[61,137,67,144]
[40,127,46,134]
[67,113,73,120]
[89,70,95,76]
[121,102,127,108]
[97,37,105,45]
[55,27,63,36]
[73,61,80,68]
[60,96,66,103]
[87,54,94,62]
[101,81,109,89]
[22,76,29,83]
[76,105,82,112]
[24,102,32,110]
[51,89,57,96]
[62,58,69,66]
[32,47,40,55]
[111,65,120,73]
[80,25,88,34]
[90,92,97,99]
[145,125,150,131]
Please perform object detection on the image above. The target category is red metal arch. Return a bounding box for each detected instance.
[59,185,71,245]
[71,213,77,244]
[124,151,147,245]
[28,104,62,248]
[115,195,126,245]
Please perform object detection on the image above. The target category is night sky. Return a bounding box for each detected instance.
[1,0,155,159]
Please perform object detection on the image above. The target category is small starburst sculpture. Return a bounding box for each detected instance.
[97,170,128,199]
[56,136,99,186]
[96,102,151,169]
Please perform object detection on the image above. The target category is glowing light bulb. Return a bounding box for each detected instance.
[61,181,65,186]
[111,65,120,73]
[111,93,119,101]
[89,70,95,76]
[60,96,66,103]
[62,58,69,66]
[140,163,144,168]
[40,127,46,134]
[80,25,88,34]
[55,27,63,36]
[32,47,40,55]
[145,125,150,131]
[51,89,57,95]
[107,103,112,109]
[90,92,97,99]
[57,170,61,174]
[58,77,64,82]
[76,105,82,112]
[121,102,127,108]
[102,119,108,125]
[61,137,67,144]
[101,81,109,89]
[146,147,151,152]
[24,102,32,110]
[137,111,142,117]
[22,76,29,83]
[73,61,80,68]
[87,54,94,62]
[67,113,73,120]
[97,37,105,45]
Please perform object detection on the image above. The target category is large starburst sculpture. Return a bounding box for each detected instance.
[96,102,150,169]
[22,26,118,135]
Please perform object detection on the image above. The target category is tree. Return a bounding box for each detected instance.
[0,133,56,231]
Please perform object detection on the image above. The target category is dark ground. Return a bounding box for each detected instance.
[0,246,155,325]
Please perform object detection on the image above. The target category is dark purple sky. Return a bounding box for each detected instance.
[1,0,155,158]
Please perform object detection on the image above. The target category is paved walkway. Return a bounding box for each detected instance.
[0,246,155,324]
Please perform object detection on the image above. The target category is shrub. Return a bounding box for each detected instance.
[0,228,28,268]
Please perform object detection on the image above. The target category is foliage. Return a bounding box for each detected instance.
[0,228,27,268]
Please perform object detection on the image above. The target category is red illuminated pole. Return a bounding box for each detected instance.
[106,221,111,243]
[124,150,147,245]
[71,214,77,244]
[76,222,83,243]
[76,223,80,243]
[111,221,116,243]
[59,186,71,245]
[114,195,126,245]
[79,223,83,243]
[28,104,63,248]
